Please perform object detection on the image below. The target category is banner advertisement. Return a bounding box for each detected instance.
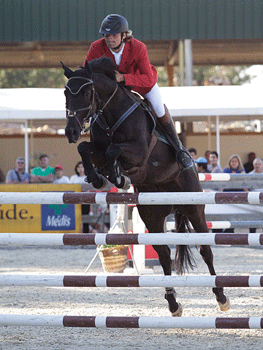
[0,184,82,233]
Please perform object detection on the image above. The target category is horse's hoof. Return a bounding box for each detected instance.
[121,175,131,190]
[116,175,131,190]
[171,303,183,317]
[92,175,108,190]
[218,296,230,311]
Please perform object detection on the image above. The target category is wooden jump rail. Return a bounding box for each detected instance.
[0,315,262,329]
[1,232,263,246]
[1,191,263,205]
[0,274,262,288]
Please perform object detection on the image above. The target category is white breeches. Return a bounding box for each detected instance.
[144,83,165,118]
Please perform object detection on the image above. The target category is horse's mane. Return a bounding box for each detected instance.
[89,56,117,81]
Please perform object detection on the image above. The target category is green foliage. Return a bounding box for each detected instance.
[0,68,66,88]
[157,65,254,86]
[0,65,255,88]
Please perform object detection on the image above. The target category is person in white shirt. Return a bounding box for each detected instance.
[69,161,86,184]
[249,157,263,174]
[207,151,223,173]
[248,157,263,233]
[53,165,70,184]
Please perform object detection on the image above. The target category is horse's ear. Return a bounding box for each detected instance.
[60,61,74,79]
[84,60,92,78]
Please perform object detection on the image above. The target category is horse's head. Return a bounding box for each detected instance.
[62,61,96,143]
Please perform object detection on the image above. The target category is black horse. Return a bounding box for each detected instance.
[62,57,230,316]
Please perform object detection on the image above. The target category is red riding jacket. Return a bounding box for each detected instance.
[85,38,158,95]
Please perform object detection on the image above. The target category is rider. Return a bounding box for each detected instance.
[85,14,193,169]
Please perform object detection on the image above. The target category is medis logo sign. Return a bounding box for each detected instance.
[41,204,75,231]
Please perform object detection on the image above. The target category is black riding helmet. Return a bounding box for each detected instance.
[99,14,129,35]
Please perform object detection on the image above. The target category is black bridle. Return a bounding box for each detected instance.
[65,76,140,141]
[65,77,96,131]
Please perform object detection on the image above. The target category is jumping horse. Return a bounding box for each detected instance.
[62,56,230,316]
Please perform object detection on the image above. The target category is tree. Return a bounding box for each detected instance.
[0,68,66,88]
[157,65,254,86]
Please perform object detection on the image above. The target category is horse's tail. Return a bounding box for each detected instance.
[174,210,196,275]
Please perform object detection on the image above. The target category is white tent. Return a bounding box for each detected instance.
[0,85,263,169]
[0,88,65,120]
[161,85,263,120]
[1,85,262,120]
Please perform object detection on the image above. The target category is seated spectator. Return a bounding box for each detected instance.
[244,152,256,173]
[207,151,223,173]
[30,154,55,183]
[53,165,70,184]
[6,157,30,184]
[0,167,5,183]
[248,158,263,233]
[223,154,245,174]
[188,147,197,160]
[70,161,89,233]
[70,161,86,183]
[223,154,246,234]
[249,157,263,174]
[196,157,210,173]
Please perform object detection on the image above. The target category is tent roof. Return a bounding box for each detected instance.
[0,88,65,120]
[161,85,263,121]
[0,85,262,122]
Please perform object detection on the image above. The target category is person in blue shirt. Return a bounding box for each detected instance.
[6,157,30,184]
[223,154,245,174]
[222,154,246,234]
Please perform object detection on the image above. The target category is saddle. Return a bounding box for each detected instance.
[123,88,170,146]
[121,88,169,183]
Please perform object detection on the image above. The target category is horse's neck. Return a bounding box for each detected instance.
[93,74,118,103]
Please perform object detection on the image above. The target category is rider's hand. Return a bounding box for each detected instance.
[115,71,125,83]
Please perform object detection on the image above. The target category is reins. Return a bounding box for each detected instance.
[65,76,140,140]
[92,84,140,140]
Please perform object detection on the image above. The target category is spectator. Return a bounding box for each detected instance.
[30,154,55,183]
[207,151,223,173]
[196,157,210,173]
[244,152,256,173]
[188,148,197,160]
[69,161,86,183]
[249,157,263,174]
[70,161,89,233]
[0,167,5,183]
[6,157,30,184]
[223,154,245,174]
[222,154,245,234]
[204,150,211,165]
[248,158,263,233]
[53,165,70,184]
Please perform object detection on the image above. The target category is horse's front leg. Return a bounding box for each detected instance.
[77,141,108,190]
[136,202,182,317]
[153,244,183,317]
[105,143,131,189]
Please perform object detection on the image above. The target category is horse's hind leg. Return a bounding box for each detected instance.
[136,203,182,317]
[185,205,230,311]
[199,245,230,311]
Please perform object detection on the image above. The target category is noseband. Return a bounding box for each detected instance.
[65,77,96,131]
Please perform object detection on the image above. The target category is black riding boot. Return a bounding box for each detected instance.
[159,106,194,170]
